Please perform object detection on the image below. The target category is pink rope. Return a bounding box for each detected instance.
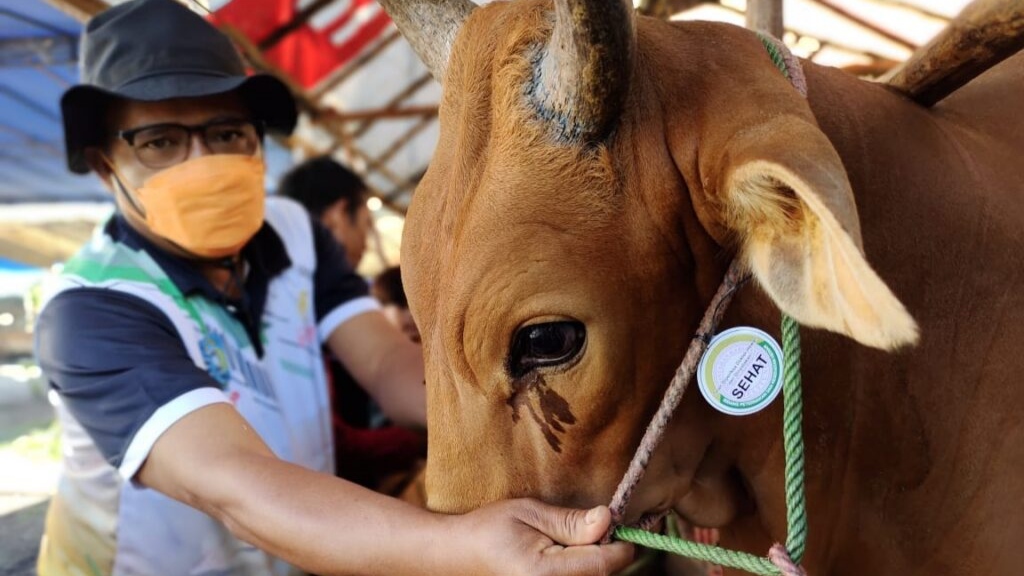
[769,544,807,576]
[635,510,669,532]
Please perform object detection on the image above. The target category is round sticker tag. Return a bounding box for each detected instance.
[697,327,784,416]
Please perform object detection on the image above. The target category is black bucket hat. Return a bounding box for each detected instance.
[61,0,298,174]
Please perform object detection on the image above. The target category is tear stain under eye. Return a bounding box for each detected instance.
[507,372,577,453]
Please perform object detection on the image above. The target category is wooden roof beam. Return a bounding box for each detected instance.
[0,222,90,266]
[888,0,1024,106]
[363,116,435,174]
[352,74,433,138]
[259,0,334,51]
[311,30,402,99]
[322,105,437,123]
[41,0,107,22]
[873,0,955,22]
[716,3,899,62]
[812,0,919,51]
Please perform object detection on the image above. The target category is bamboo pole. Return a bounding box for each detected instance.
[746,0,784,38]
[887,0,1024,106]
[813,0,917,50]
[363,116,436,173]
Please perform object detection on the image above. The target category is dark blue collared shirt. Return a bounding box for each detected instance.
[36,211,369,468]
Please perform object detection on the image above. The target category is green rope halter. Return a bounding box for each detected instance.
[614,315,807,574]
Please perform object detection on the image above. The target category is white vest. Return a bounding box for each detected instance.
[39,198,333,576]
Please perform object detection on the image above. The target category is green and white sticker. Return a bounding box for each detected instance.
[697,327,784,416]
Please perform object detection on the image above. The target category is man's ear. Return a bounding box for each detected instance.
[322,198,348,228]
[705,116,918,350]
[84,147,114,192]
[336,198,355,224]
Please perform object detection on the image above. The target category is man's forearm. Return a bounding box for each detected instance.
[142,404,443,575]
[204,451,445,575]
[140,405,632,576]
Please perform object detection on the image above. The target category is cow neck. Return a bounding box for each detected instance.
[605,33,812,576]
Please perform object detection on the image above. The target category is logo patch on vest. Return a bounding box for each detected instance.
[200,327,279,409]
[200,331,232,386]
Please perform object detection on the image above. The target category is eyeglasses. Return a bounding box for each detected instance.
[116,118,265,169]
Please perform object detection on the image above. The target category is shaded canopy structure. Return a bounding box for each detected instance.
[0,0,979,268]
[40,0,972,212]
[206,0,975,213]
[0,0,292,266]
[0,0,103,267]
[0,0,95,204]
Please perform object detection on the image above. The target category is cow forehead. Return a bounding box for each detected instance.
[404,11,789,337]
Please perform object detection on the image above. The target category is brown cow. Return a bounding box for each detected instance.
[380,0,1024,573]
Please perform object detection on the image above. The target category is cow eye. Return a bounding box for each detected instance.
[508,321,586,378]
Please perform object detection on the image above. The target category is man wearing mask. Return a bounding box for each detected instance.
[35,1,632,575]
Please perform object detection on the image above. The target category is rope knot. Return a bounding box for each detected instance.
[768,543,807,576]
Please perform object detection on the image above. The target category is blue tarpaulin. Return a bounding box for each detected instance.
[0,0,94,203]
[0,255,39,271]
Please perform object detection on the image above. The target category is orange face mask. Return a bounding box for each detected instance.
[113,155,266,259]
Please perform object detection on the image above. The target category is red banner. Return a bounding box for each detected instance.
[209,0,392,89]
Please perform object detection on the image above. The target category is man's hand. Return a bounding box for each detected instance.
[440,500,635,576]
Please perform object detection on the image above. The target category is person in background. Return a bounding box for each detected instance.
[277,156,372,270]
[368,264,428,504]
[372,265,420,344]
[35,1,631,575]
[279,157,424,490]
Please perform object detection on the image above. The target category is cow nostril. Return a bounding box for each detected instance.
[507,321,586,379]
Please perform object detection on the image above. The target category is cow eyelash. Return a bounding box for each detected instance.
[507,321,586,379]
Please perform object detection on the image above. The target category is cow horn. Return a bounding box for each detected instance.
[377,0,476,81]
[537,0,636,141]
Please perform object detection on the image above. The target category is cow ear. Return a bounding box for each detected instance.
[713,116,918,350]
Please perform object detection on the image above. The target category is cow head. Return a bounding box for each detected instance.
[382,0,918,526]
